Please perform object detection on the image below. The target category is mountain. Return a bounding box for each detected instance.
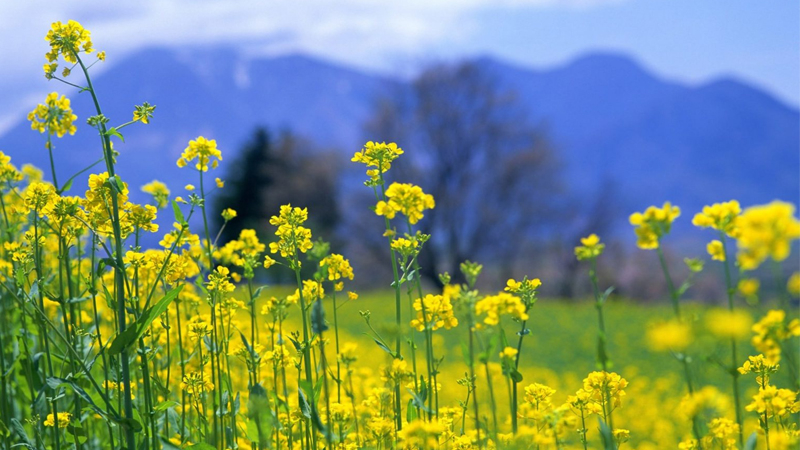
[0,48,797,237]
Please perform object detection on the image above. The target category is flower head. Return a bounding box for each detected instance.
[28,92,77,138]
[375,182,435,225]
[177,136,222,172]
[736,201,800,270]
[575,234,605,260]
[352,141,404,180]
[692,200,741,237]
[629,202,681,249]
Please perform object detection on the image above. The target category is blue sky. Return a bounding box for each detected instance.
[1,0,797,132]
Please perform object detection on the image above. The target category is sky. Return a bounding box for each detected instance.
[1,0,798,132]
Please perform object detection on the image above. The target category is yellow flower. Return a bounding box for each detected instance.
[215,177,224,188]
[320,254,354,281]
[788,272,800,297]
[375,182,435,225]
[575,233,605,260]
[45,20,94,71]
[629,202,681,249]
[132,102,155,124]
[738,278,760,297]
[184,184,195,191]
[410,294,458,331]
[177,136,222,172]
[268,204,313,267]
[43,412,72,428]
[751,310,800,364]
[351,141,404,180]
[746,385,799,419]
[736,201,800,270]
[262,255,276,269]
[705,309,752,339]
[646,319,691,352]
[141,180,170,208]
[692,200,741,237]
[582,371,629,409]
[347,291,358,301]
[221,208,237,221]
[474,291,528,328]
[706,239,725,261]
[27,92,77,138]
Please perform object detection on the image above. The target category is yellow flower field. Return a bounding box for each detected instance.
[0,20,798,450]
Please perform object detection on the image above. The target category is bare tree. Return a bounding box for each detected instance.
[362,60,565,285]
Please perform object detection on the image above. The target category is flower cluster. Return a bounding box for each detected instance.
[574,233,605,260]
[177,136,223,172]
[474,291,528,328]
[692,200,741,237]
[268,204,313,268]
[375,182,435,225]
[735,201,800,270]
[628,202,681,249]
[750,309,800,364]
[351,141,404,180]
[44,20,99,77]
[28,93,78,138]
[409,294,458,331]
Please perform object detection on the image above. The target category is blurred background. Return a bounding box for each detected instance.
[1,0,798,300]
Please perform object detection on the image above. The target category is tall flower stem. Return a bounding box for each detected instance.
[719,234,743,445]
[74,53,135,450]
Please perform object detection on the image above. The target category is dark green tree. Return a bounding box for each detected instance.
[214,127,340,264]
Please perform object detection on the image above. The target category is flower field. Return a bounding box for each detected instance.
[0,20,798,450]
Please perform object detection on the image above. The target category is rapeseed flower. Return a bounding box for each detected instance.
[736,201,800,270]
[28,93,77,138]
[375,182,435,225]
[629,202,681,249]
[177,136,222,172]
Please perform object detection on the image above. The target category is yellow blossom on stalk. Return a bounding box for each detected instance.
[268,204,313,265]
[181,372,214,396]
[745,385,799,419]
[575,233,605,260]
[702,418,739,450]
[23,182,56,216]
[500,346,518,360]
[646,319,691,352]
[524,383,556,410]
[613,429,631,446]
[221,208,237,221]
[0,151,23,184]
[351,141,404,180]
[266,344,295,369]
[207,266,235,293]
[692,200,741,237]
[375,182,435,224]
[582,371,628,408]
[262,255,276,269]
[788,272,800,297]
[738,354,779,386]
[186,316,212,339]
[320,253,354,282]
[504,277,542,307]
[123,251,151,269]
[706,240,725,261]
[44,20,95,77]
[184,184,194,191]
[141,180,170,208]
[751,310,800,364]
[338,342,358,365]
[704,309,752,339]
[410,294,458,331]
[397,419,445,448]
[474,291,528,328]
[129,203,159,233]
[43,412,72,428]
[347,291,358,301]
[382,358,412,385]
[736,201,800,270]
[288,279,324,303]
[177,136,222,172]
[390,237,419,256]
[738,278,760,298]
[215,177,224,188]
[629,202,681,249]
[27,93,77,137]
[679,386,731,419]
[132,102,155,124]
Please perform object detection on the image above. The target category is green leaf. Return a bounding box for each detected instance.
[113,175,125,193]
[10,418,33,448]
[598,417,615,450]
[510,369,523,383]
[743,432,757,450]
[298,386,312,419]
[171,200,187,227]
[159,436,182,450]
[406,399,418,422]
[108,285,184,355]
[105,127,125,143]
[154,401,179,412]
[58,177,74,194]
[46,377,112,420]
[373,338,394,356]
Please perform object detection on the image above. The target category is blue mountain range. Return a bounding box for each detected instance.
[0,47,797,233]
